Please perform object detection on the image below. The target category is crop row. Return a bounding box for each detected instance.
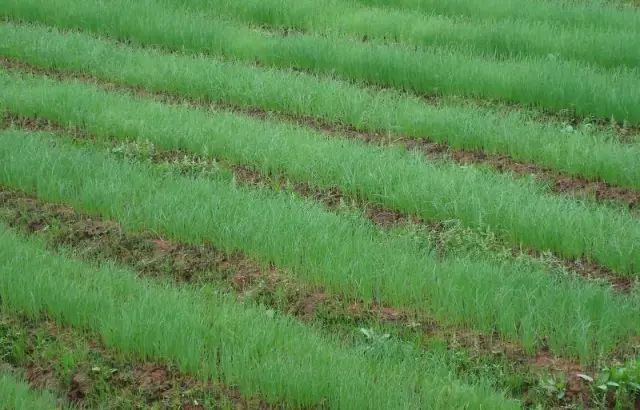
[162,0,640,69]
[2,128,640,360]
[5,110,629,287]
[3,69,640,275]
[351,0,640,33]
[2,1,640,123]
[2,187,567,405]
[0,217,516,409]
[2,23,639,192]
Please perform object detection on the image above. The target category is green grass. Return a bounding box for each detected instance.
[2,0,640,406]
[1,129,640,361]
[351,0,640,33]
[0,190,560,407]
[3,69,640,276]
[0,309,268,409]
[0,222,517,409]
[162,0,640,69]
[2,0,640,124]
[0,372,62,410]
[2,22,638,191]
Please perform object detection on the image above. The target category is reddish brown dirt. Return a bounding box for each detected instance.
[25,367,58,392]
[68,371,91,401]
[2,58,639,211]
[532,354,591,405]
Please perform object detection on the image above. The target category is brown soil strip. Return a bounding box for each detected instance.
[0,188,622,408]
[0,311,271,409]
[1,58,639,211]
[4,112,635,293]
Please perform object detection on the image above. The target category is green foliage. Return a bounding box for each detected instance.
[3,70,640,275]
[0,129,639,361]
[165,0,640,69]
[597,360,640,398]
[538,375,568,401]
[2,0,640,123]
[0,372,62,410]
[0,223,517,409]
[351,0,640,34]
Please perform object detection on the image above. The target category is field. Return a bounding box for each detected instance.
[0,0,639,408]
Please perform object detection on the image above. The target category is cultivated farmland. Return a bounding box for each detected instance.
[0,0,639,408]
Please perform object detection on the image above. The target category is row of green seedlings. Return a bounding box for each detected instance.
[1,128,639,363]
[7,110,635,294]
[0,183,629,408]
[2,22,639,191]
[351,0,640,33]
[0,219,516,409]
[159,0,640,69]
[2,0,640,123]
[2,69,639,276]
[0,188,566,407]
